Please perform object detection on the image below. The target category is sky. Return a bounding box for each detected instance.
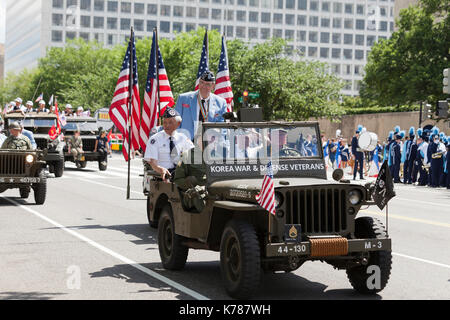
[0,0,5,44]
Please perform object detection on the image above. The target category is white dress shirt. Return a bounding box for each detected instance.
[144,130,194,169]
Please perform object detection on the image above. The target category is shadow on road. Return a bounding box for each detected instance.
[0,291,66,300]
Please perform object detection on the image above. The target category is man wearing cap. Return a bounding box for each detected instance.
[68,130,84,167]
[64,104,74,117]
[7,98,26,114]
[24,101,35,113]
[36,100,49,113]
[390,132,403,183]
[75,106,84,117]
[351,125,364,180]
[144,108,194,182]
[174,71,227,140]
[1,122,32,150]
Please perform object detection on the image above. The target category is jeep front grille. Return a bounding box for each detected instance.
[82,139,95,152]
[285,188,347,234]
[0,154,26,175]
[35,138,48,150]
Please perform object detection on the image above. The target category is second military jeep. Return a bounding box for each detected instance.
[62,117,107,171]
[4,113,65,177]
[146,122,392,299]
[0,149,47,204]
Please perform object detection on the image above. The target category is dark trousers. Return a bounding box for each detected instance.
[441,173,448,187]
[353,155,364,179]
[410,160,419,183]
[403,159,410,183]
[431,159,443,187]
[418,165,428,186]
[393,162,401,182]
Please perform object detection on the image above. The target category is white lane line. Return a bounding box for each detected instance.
[393,252,450,270]
[108,166,142,175]
[78,178,142,195]
[1,196,209,300]
[394,197,450,208]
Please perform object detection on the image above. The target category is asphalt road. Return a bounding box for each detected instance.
[1,154,449,300]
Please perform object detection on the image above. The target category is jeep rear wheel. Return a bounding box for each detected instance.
[79,161,87,169]
[346,217,392,294]
[54,159,64,177]
[220,220,261,299]
[98,161,107,171]
[158,205,188,270]
[33,172,47,205]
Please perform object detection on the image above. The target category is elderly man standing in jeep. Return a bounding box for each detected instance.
[1,122,32,150]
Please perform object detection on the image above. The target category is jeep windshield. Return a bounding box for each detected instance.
[63,121,98,133]
[201,122,326,183]
[8,118,56,128]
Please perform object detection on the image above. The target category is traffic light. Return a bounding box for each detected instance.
[242,90,249,107]
[423,103,432,120]
[436,100,449,118]
[444,68,450,94]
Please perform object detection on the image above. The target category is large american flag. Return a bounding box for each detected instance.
[255,161,276,215]
[194,30,209,90]
[109,31,140,161]
[140,30,174,153]
[215,36,234,112]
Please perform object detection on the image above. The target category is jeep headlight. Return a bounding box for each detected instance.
[274,192,283,208]
[25,154,34,163]
[348,189,362,205]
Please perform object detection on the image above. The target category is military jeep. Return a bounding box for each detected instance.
[4,112,65,177]
[0,149,47,204]
[62,117,107,171]
[146,122,392,299]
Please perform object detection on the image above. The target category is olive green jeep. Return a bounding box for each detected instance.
[0,149,47,204]
[145,121,392,299]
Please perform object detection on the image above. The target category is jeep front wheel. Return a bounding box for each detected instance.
[158,205,188,270]
[220,220,261,299]
[346,217,392,294]
[33,172,47,205]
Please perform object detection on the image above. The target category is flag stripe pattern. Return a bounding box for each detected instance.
[255,161,276,215]
[140,30,174,153]
[109,32,140,161]
[215,36,234,112]
[194,30,209,90]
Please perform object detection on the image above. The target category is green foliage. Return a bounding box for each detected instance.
[0,29,344,120]
[341,96,420,114]
[362,0,450,106]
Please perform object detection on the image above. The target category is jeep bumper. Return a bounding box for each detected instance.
[0,177,42,184]
[266,238,391,257]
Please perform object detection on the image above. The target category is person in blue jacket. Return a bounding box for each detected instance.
[351,125,364,180]
[390,131,403,183]
[174,71,227,141]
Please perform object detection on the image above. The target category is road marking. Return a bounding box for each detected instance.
[361,210,450,229]
[77,178,143,196]
[1,196,209,300]
[394,197,450,208]
[393,252,450,270]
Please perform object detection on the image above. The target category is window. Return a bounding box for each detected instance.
[81,0,91,10]
[237,11,246,22]
[298,0,307,10]
[147,4,157,15]
[367,35,376,46]
[249,12,258,22]
[345,4,353,14]
[107,1,117,12]
[161,5,171,16]
[261,12,270,23]
[309,31,318,43]
[275,0,283,9]
[79,32,89,41]
[273,29,282,38]
[356,19,365,30]
[344,19,353,29]
[147,20,157,31]
[297,30,306,42]
[160,21,170,33]
[174,6,183,17]
[186,23,196,32]
[320,48,329,58]
[332,48,340,59]
[186,7,196,18]
[249,27,258,39]
[320,32,330,43]
[286,14,294,25]
[226,26,234,37]
[310,1,318,11]
[249,0,259,6]
[261,28,270,39]
[106,17,116,29]
[379,21,388,31]
[81,15,91,27]
[173,22,183,33]
[309,16,318,27]
[343,49,352,60]
[344,34,353,45]
[332,33,341,44]
[297,45,306,56]
[52,14,64,26]
[67,0,77,7]
[134,3,145,14]
[356,4,364,14]
[343,80,352,90]
[52,30,63,42]
[355,34,364,46]
[236,26,246,38]
[93,33,104,43]
[94,0,104,11]
[121,2,131,13]
[332,63,340,75]
[354,65,362,75]
[212,9,222,19]
[308,47,318,57]
[274,13,283,24]
[120,18,130,30]
[286,0,295,9]
[199,8,209,19]
[285,30,294,40]
[107,34,117,45]
[322,1,330,11]
[380,7,387,16]
[261,0,270,7]
[344,65,351,75]
[297,15,306,26]
[355,50,364,60]
[333,2,342,13]
[134,19,144,31]
[238,0,247,5]
[66,31,76,40]
[227,10,234,21]
[53,0,63,9]
[321,18,330,28]
[93,16,104,28]
[333,18,341,28]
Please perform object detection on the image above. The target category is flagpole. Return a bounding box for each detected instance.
[126,27,134,200]
[154,28,162,125]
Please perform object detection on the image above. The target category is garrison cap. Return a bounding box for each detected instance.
[9,122,22,130]
[26,101,33,106]
[200,71,215,82]
[163,108,180,118]
[39,100,46,105]
[15,97,23,103]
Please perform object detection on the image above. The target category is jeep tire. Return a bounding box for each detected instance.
[158,205,189,270]
[79,161,87,169]
[54,159,64,177]
[19,187,30,199]
[220,220,261,299]
[33,172,47,205]
[346,217,392,294]
[98,161,107,171]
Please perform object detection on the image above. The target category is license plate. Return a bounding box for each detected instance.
[284,224,301,243]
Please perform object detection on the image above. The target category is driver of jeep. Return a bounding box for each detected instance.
[144,108,194,182]
[265,129,290,158]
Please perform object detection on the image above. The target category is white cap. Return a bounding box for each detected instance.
[77,106,83,111]
[26,101,33,106]
[10,101,15,105]
[39,100,46,105]
[65,104,72,109]
[15,97,22,103]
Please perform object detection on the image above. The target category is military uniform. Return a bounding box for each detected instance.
[1,134,32,150]
[174,148,207,212]
[69,135,84,161]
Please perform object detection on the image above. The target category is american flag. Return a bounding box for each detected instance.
[215,36,234,112]
[35,93,43,103]
[255,161,276,215]
[140,30,174,153]
[194,30,209,90]
[109,31,141,161]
